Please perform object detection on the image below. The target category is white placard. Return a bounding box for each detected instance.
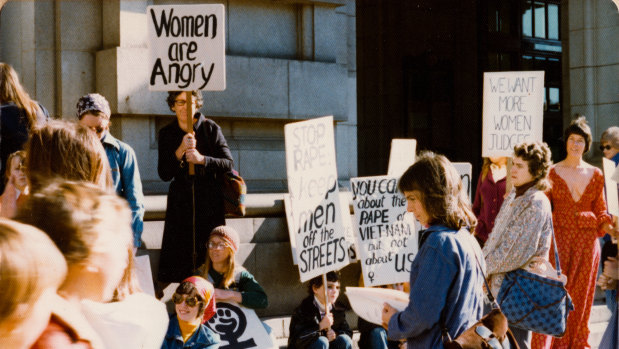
[387,139,417,177]
[285,193,357,265]
[346,287,409,326]
[206,302,275,349]
[453,162,473,203]
[613,164,619,183]
[134,255,155,297]
[602,158,619,217]
[350,176,419,287]
[284,116,350,282]
[482,71,544,157]
[147,4,225,91]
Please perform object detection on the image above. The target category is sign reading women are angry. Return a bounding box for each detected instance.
[147,4,226,91]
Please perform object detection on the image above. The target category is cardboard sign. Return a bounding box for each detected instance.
[206,302,275,349]
[350,176,419,286]
[602,158,619,217]
[453,162,473,203]
[614,164,619,183]
[387,139,417,177]
[134,255,155,297]
[482,71,545,157]
[147,4,225,91]
[284,116,350,282]
[346,287,409,326]
[285,193,357,265]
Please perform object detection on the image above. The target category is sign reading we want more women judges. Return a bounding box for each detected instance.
[482,71,545,157]
[147,4,225,91]
[285,117,351,282]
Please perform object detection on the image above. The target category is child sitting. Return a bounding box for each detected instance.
[288,271,352,349]
[162,276,220,349]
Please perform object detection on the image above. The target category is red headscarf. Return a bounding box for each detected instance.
[183,276,216,323]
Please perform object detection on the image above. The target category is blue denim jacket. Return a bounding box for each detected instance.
[162,315,220,349]
[387,225,485,348]
[102,132,145,247]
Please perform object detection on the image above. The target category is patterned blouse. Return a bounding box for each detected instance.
[483,186,554,295]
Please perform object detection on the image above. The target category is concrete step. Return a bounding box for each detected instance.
[589,303,613,349]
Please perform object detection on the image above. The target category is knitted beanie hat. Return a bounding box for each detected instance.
[76,93,111,119]
[210,225,240,253]
[182,276,216,323]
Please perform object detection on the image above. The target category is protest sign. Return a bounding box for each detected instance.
[350,176,418,287]
[602,158,619,217]
[284,116,350,282]
[453,162,473,203]
[207,302,275,349]
[614,163,619,183]
[147,4,225,91]
[387,139,417,177]
[482,71,544,157]
[285,193,357,265]
[346,287,409,326]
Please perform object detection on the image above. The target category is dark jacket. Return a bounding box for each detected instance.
[157,114,233,282]
[288,296,353,349]
[161,315,220,349]
[0,102,48,194]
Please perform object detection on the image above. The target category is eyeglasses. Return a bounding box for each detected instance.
[208,242,228,250]
[172,293,199,307]
[600,145,612,151]
[174,99,196,107]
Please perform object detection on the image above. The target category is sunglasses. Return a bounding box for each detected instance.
[172,293,200,307]
[600,145,612,151]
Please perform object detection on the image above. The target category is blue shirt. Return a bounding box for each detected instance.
[162,315,220,349]
[612,152,619,166]
[387,225,485,348]
[102,132,145,247]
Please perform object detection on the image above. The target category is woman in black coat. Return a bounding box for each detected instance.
[157,90,233,283]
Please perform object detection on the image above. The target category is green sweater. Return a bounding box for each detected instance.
[207,268,268,309]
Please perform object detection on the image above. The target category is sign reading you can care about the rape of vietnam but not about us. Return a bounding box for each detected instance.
[147,4,225,91]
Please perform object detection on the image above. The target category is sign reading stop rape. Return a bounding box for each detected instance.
[147,4,225,91]
[285,116,350,282]
[482,71,544,157]
[350,176,418,287]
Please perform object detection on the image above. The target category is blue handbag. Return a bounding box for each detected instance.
[497,224,574,337]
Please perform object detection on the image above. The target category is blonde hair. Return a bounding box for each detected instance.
[16,180,132,266]
[25,120,113,193]
[0,63,43,128]
[4,150,26,184]
[202,245,237,289]
[398,151,477,231]
[0,219,67,322]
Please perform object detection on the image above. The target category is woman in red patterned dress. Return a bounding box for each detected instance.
[532,117,615,349]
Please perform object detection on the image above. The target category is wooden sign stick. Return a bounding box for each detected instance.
[186,91,195,175]
[322,273,331,330]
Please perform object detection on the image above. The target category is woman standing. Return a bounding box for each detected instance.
[532,117,615,349]
[198,226,268,309]
[483,142,554,348]
[158,91,233,284]
[0,63,48,194]
[381,152,485,348]
[472,156,507,247]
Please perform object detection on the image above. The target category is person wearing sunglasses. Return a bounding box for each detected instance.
[162,276,219,349]
[197,225,268,310]
[600,126,619,165]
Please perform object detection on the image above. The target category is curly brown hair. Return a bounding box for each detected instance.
[513,141,552,191]
[398,151,477,231]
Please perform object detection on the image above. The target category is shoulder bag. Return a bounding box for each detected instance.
[496,224,574,337]
[221,169,247,217]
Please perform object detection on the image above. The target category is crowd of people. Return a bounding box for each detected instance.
[1,59,618,349]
